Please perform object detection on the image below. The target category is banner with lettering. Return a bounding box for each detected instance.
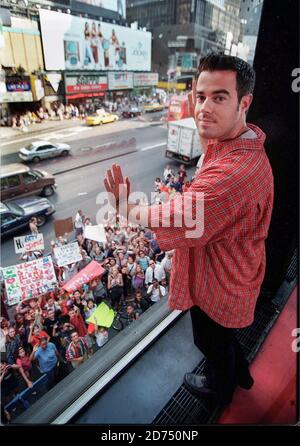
[14,234,44,254]
[63,260,104,293]
[2,256,57,306]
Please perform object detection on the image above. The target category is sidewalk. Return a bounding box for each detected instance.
[0,118,84,142]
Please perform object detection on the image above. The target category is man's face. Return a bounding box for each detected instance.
[195,70,251,141]
[126,306,134,315]
[74,291,81,300]
[48,310,55,320]
[71,332,79,344]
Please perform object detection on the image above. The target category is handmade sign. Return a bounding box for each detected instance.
[53,242,82,267]
[84,225,107,244]
[86,301,115,328]
[14,234,44,254]
[53,217,74,238]
[63,260,104,293]
[2,256,57,306]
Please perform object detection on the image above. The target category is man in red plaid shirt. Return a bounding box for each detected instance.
[104,54,274,406]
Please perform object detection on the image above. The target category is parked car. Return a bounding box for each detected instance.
[144,102,164,113]
[0,196,55,238]
[122,107,141,119]
[85,112,119,126]
[19,141,71,163]
[1,163,57,201]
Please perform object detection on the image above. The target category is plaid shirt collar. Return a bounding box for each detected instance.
[206,123,266,161]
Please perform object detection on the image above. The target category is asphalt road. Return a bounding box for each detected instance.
[1,120,197,268]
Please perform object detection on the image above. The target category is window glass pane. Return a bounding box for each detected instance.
[23,172,37,184]
[1,0,267,423]
[1,213,15,224]
[7,175,21,187]
[1,178,9,190]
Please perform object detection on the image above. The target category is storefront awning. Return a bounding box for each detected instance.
[66,92,105,100]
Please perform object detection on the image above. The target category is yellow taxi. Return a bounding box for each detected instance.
[144,102,164,113]
[85,112,119,126]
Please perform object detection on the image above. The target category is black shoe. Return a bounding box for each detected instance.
[237,372,254,390]
[184,373,217,399]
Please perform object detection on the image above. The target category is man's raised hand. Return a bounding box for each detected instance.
[104,164,130,206]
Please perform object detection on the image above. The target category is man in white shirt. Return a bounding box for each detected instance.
[145,260,166,286]
[147,280,166,304]
[74,210,84,236]
[160,251,174,287]
[163,165,173,182]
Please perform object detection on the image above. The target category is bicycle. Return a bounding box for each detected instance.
[100,300,123,332]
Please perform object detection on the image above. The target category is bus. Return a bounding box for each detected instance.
[167,94,192,122]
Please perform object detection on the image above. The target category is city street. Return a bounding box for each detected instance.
[1,119,197,268]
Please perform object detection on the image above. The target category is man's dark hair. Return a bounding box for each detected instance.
[197,53,256,103]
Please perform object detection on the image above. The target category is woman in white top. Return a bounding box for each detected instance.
[93,316,109,348]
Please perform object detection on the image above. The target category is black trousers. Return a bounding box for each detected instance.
[190,305,251,405]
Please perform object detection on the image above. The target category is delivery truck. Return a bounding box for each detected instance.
[165,117,203,165]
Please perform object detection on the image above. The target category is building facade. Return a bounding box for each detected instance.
[0,0,156,123]
[127,0,243,82]
[239,0,264,64]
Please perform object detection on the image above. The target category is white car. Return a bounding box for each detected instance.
[19,141,72,163]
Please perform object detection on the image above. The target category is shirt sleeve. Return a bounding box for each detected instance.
[147,284,153,293]
[148,153,252,251]
[66,345,74,361]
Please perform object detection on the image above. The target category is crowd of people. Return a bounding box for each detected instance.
[2,92,167,131]
[152,164,189,203]
[4,103,80,132]
[0,163,190,422]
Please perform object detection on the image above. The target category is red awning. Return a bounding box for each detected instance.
[67,92,105,100]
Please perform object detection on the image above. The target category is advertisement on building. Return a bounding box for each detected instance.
[108,72,133,90]
[0,76,33,102]
[77,0,126,18]
[65,74,108,94]
[30,76,45,101]
[133,72,158,87]
[39,9,151,72]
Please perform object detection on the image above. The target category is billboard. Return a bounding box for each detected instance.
[108,71,133,90]
[39,9,151,72]
[77,1,126,19]
[133,72,158,87]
